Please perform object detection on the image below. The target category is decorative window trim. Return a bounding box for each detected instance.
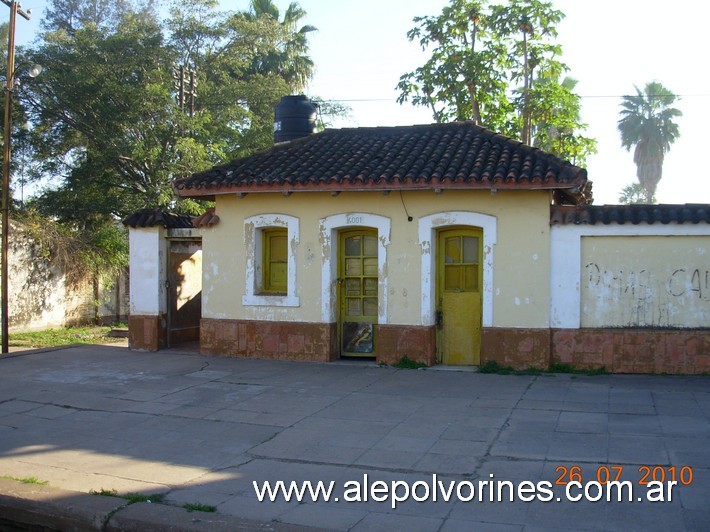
[319,213,391,323]
[243,214,300,307]
[418,212,497,327]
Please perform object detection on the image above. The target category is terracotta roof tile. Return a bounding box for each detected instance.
[550,204,710,226]
[123,208,195,229]
[174,122,590,204]
[193,208,220,228]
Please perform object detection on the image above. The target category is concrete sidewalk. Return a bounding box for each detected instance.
[0,345,708,531]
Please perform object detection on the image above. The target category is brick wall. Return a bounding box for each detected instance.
[375,324,437,366]
[552,329,710,375]
[481,328,551,370]
[200,318,338,362]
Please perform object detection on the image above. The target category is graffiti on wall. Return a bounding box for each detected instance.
[582,263,710,328]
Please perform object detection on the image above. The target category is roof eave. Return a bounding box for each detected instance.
[175,181,587,198]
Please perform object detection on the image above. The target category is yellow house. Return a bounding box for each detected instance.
[125,107,709,374]
[168,118,591,368]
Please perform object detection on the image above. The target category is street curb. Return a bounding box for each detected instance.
[0,479,325,531]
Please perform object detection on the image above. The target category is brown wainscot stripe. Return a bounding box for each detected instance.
[481,328,552,370]
[375,324,436,366]
[200,318,338,362]
[552,328,710,375]
[128,315,167,352]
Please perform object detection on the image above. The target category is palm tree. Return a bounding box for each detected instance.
[248,0,317,93]
[617,81,682,203]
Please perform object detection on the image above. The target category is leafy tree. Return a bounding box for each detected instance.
[617,81,681,203]
[397,0,510,128]
[397,0,595,165]
[41,0,155,35]
[488,0,564,145]
[527,75,596,165]
[23,0,318,222]
[619,182,654,205]
[25,12,186,220]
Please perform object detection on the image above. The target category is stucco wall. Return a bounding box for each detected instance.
[128,227,167,316]
[581,235,710,327]
[7,221,128,332]
[201,189,552,328]
[551,223,710,329]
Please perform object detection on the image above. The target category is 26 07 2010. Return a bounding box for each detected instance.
[554,465,693,486]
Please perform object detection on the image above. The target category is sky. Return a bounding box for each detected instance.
[11,0,710,205]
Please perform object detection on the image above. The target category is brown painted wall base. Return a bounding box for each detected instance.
[128,315,167,352]
[200,318,338,362]
[481,328,551,370]
[552,328,710,375]
[375,324,436,366]
[132,315,709,374]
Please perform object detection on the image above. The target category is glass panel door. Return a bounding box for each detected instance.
[339,230,378,356]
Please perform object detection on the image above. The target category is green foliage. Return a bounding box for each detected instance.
[16,209,128,283]
[478,360,542,375]
[91,488,119,497]
[397,0,596,164]
[619,182,655,205]
[21,0,318,224]
[479,360,606,376]
[245,0,318,93]
[1,475,49,485]
[548,363,607,376]
[123,492,165,504]
[90,489,165,504]
[9,326,120,348]
[183,502,217,513]
[617,81,682,203]
[391,355,428,369]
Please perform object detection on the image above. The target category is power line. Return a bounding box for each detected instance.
[318,93,710,104]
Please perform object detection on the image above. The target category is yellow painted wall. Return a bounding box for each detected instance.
[581,235,710,327]
[202,189,551,327]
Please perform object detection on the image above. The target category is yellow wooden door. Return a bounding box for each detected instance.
[339,229,378,357]
[437,228,482,365]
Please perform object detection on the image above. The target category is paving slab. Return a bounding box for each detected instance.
[0,345,708,531]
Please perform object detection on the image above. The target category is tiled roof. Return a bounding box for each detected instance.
[551,204,710,225]
[174,122,591,205]
[193,208,220,228]
[123,208,195,229]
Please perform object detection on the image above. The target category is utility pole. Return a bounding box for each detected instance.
[173,65,197,117]
[1,0,31,354]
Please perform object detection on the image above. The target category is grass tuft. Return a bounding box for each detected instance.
[7,325,123,348]
[548,363,607,376]
[1,475,49,485]
[183,502,217,513]
[480,360,607,376]
[391,355,428,369]
[91,489,165,504]
[91,488,118,497]
[123,492,165,504]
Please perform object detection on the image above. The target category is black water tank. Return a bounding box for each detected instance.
[274,95,317,143]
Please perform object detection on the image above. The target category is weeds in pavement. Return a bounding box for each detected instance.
[479,360,606,376]
[390,355,428,369]
[1,475,48,485]
[183,502,217,513]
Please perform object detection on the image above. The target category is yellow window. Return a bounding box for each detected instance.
[263,229,287,294]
